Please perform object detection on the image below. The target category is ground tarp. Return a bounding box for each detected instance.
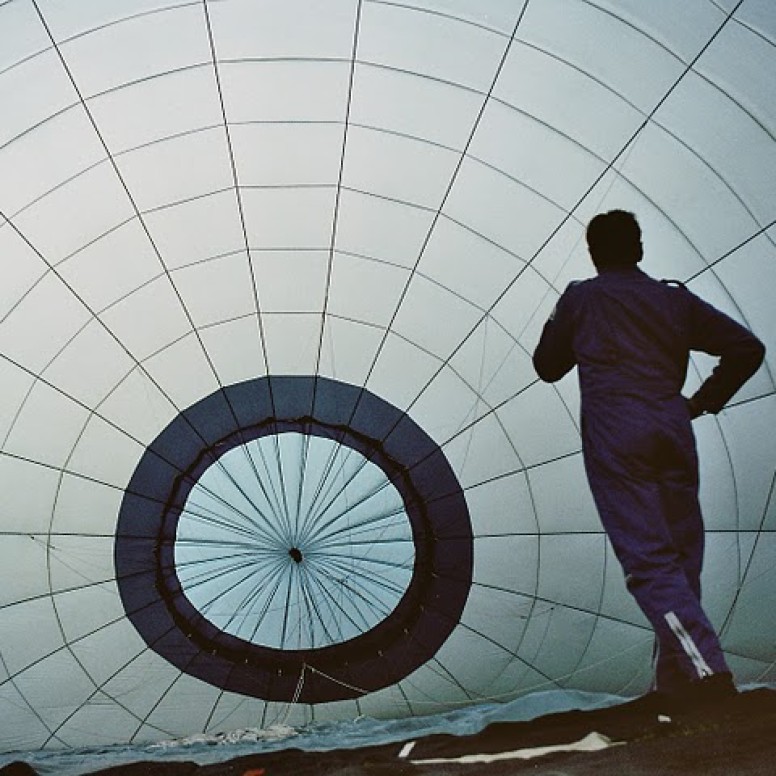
[4,688,775,776]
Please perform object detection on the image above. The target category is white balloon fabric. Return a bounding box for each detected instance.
[1,0,774,753]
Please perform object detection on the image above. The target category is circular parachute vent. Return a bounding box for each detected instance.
[115,376,473,702]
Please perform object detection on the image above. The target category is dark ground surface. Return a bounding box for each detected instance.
[3,688,775,776]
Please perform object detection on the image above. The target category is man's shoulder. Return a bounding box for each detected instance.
[562,278,592,293]
[658,277,698,305]
[556,278,591,307]
[660,278,688,289]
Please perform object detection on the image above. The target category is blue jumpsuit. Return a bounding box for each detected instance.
[533,266,765,692]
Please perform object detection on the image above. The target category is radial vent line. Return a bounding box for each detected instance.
[298,568,347,646]
[295,434,359,540]
[176,442,290,551]
[297,433,398,544]
[302,452,402,543]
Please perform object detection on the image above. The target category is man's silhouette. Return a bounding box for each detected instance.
[533,210,765,706]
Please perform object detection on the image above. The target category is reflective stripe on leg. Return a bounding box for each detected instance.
[664,611,713,679]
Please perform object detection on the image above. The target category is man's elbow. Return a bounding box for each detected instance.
[534,365,562,383]
[748,337,766,374]
[532,352,570,383]
[733,336,766,386]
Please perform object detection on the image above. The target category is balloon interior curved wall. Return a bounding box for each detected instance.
[0,0,774,752]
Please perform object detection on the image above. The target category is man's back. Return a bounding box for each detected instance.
[534,266,764,418]
[560,267,692,406]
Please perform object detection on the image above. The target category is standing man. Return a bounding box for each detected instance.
[533,210,765,708]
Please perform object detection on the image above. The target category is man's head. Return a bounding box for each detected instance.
[586,210,643,270]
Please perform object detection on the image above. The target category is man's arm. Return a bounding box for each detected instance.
[532,288,577,383]
[685,291,765,417]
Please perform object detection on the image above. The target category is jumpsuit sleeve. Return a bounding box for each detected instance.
[685,290,766,416]
[532,285,578,383]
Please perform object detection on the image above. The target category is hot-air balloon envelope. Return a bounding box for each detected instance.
[0,0,774,754]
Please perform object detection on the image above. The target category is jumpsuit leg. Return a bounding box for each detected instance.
[652,469,707,691]
[585,459,730,691]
